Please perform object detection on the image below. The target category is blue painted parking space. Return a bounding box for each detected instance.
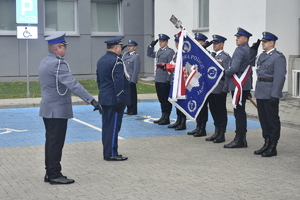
[0,102,261,148]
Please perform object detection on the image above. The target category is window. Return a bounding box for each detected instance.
[44,0,77,35]
[199,0,209,29]
[91,1,122,36]
[0,0,16,35]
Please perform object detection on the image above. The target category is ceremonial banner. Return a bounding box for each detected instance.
[169,30,224,121]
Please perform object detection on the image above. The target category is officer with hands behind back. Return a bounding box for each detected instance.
[122,40,141,115]
[147,34,175,125]
[96,36,130,161]
[254,32,286,157]
[39,32,101,185]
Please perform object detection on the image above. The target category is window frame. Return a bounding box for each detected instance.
[90,0,123,36]
[193,0,209,32]
[0,0,16,35]
[43,0,79,36]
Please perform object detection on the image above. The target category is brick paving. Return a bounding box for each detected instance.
[0,94,299,200]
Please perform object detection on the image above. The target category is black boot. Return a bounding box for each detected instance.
[223,133,243,148]
[261,140,277,157]
[242,133,248,147]
[158,113,170,125]
[168,115,181,128]
[214,127,226,143]
[175,116,186,130]
[254,138,270,155]
[187,127,199,135]
[194,123,207,137]
[154,113,165,124]
[205,127,219,141]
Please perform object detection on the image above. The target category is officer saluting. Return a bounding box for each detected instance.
[254,32,286,157]
[39,33,101,184]
[205,35,231,143]
[194,32,213,50]
[147,34,175,125]
[96,36,130,161]
[194,32,208,46]
[122,40,141,115]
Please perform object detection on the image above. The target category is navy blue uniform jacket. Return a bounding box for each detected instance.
[96,51,130,106]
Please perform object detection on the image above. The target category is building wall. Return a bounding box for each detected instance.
[0,0,154,81]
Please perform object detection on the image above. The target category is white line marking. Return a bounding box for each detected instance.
[0,128,27,135]
[71,118,124,139]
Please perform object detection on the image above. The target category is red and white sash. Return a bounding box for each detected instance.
[170,29,187,100]
[231,65,251,109]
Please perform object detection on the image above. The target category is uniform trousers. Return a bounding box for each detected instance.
[257,99,280,141]
[208,93,228,128]
[231,90,250,134]
[155,82,172,114]
[126,82,137,114]
[101,105,125,158]
[43,118,68,179]
[176,108,186,118]
[195,100,208,125]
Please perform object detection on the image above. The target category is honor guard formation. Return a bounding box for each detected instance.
[39,27,286,184]
[146,28,286,157]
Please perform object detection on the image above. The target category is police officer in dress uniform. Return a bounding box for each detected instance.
[223,27,252,148]
[39,33,101,184]
[147,34,175,125]
[205,35,232,143]
[96,36,130,161]
[187,32,212,137]
[254,32,286,157]
[167,34,187,130]
[122,40,141,115]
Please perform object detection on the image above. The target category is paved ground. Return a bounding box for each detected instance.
[0,94,299,200]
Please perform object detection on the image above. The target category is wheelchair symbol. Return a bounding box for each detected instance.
[23,27,32,38]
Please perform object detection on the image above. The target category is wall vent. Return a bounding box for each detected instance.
[292,70,300,98]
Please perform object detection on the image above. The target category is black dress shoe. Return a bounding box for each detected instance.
[44,174,68,182]
[127,112,137,115]
[103,155,123,160]
[104,156,128,161]
[49,176,75,185]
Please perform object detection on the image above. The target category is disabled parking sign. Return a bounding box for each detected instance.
[17,26,38,39]
[16,0,38,24]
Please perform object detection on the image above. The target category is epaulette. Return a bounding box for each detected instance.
[222,51,229,56]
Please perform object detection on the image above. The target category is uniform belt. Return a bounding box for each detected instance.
[257,77,273,82]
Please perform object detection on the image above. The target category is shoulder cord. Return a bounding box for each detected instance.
[255,52,263,69]
[112,57,130,81]
[56,58,71,96]
[121,58,130,81]
[155,50,159,64]
[121,51,128,60]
